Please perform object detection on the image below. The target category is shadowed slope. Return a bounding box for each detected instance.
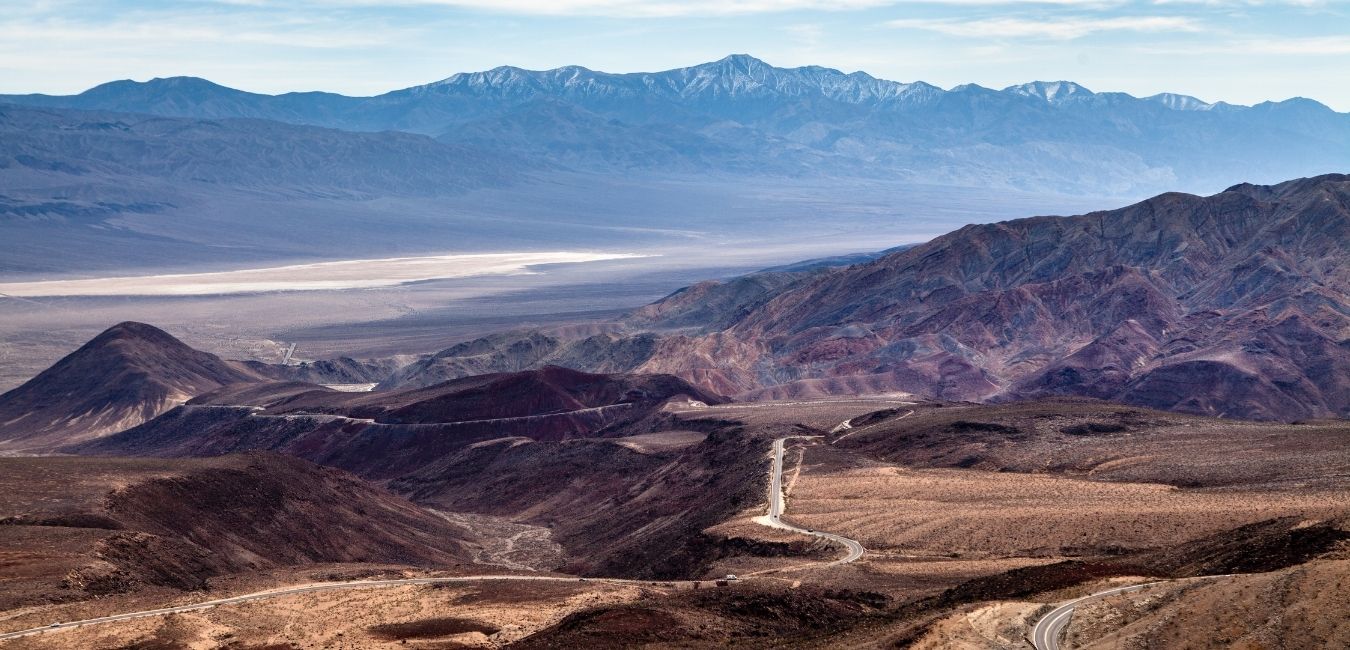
[0,322,265,451]
[0,453,475,608]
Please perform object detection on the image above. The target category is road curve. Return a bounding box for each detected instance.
[759,436,865,563]
[0,574,691,643]
[1030,575,1232,650]
[1031,581,1162,650]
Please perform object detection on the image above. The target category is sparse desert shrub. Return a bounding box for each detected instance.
[367,616,499,640]
[1063,421,1128,435]
[949,421,1020,435]
[0,512,124,529]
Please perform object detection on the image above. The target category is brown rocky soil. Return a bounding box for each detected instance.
[834,399,1350,489]
[2,579,654,649]
[1064,559,1350,649]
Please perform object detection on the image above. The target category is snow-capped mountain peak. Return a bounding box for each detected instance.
[1146,92,1214,111]
[1004,81,1095,104]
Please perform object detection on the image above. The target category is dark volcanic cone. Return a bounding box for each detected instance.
[0,321,263,452]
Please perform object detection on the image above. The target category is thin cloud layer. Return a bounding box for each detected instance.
[887,15,1201,39]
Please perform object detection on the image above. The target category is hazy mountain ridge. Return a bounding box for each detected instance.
[0,104,519,200]
[0,103,535,274]
[6,55,1349,195]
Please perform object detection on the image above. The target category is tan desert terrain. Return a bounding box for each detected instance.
[2,579,655,649]
[1064,559,1350,649]
[787,458,1347,558]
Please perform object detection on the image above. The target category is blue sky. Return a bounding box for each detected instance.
[3,1,1348,110]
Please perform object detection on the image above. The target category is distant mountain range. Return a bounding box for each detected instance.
[5,54,1349,196]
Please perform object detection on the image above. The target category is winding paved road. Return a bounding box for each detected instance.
[758,437,865,563]
[182,402,633,428]
[1031,575,1233,650]
[1031,581,1162,650]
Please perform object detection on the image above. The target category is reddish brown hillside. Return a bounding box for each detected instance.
[636,174,1350,420]
[78,366,723,479]
[0,454,474,609]
[0,322,265,451]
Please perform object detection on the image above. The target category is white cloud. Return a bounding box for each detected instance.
[327,0,893,17]
[1141,34,1350,54]
[308,0,1124,17]
[0,14,409,50]
[1245,35,1350,54]
[886,15,1201,39]
[1151,1,1325,5]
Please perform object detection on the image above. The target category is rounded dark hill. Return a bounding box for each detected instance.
[386,366,722,424]
[79,366,726,481]
[0,321,266,452]
[188,381,337,409]
[265,365,723,425]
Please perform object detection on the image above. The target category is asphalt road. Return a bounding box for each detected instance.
[183,402,633,428]
[0,574,691,643]
[1031,581,1162,650]
[830,408,913,443]
[760,436,865,563]
[1030,575,1233,650]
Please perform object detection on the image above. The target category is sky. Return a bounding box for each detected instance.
[2,1,1348,110]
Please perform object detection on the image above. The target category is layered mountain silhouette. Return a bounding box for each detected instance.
[191,364,720,429]
[627,174,1349,420]
[0,322,265,451]
[0,318,716,455]
[0,104,515,199]
[5,55,1348,196]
